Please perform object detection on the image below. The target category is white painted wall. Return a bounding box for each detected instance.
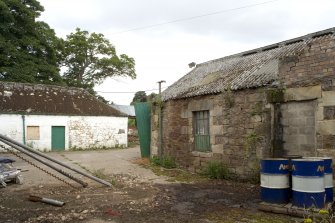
[0,114,24,144]
[25,115,69,150]
[69,116,128,149]
[0,114,127,151]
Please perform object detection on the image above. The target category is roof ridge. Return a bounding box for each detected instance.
[163,27,335,101]
[196,27,335,67]
[0,81,86,93]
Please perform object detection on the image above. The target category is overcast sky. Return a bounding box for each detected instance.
[38,0,335,105]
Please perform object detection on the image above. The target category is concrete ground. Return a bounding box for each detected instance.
[4,146,168,188]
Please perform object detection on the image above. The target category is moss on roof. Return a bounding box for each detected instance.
[0,81,126,117]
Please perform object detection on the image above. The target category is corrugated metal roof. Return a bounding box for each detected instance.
[0,81,126,117]
[163,27,335,101]
[110,104,135,117]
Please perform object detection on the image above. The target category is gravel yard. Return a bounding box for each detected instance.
[0,147,296,223]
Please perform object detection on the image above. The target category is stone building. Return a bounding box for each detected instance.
[0,81,128,151]
[152,27,335,179]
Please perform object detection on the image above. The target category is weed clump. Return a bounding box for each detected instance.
[150,155,177,169]
[202,160,232,180]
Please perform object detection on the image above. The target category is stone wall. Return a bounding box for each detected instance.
[152,35,335,178]
[280,84,335,157]
[150,105,159,156]
[280,35,335,88]
[317,88,335,156]
[158,90,271,179]
[279,35,335,157]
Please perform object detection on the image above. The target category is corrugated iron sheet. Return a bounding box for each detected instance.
[163,28,335,101]
[110,104,135,117]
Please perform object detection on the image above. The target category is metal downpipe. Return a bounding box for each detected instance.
[21,115,26,145]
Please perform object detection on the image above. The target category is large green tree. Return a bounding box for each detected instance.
[131,91,147,105]
[61,28,136,90]
[0,0,63,84]
[147,92,158,102]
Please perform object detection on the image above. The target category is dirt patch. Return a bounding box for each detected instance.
[131,157,150,166]
[0,173,295,223]
[0,149,298,222]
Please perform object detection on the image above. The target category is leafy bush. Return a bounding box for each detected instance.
[150,156,161,166]
[150,155,177,169]
[128,118,136,127]
[202,160,232,180]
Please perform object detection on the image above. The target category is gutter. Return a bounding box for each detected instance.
[21,115,26,145]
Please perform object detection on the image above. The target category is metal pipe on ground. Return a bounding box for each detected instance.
[28,195,65,207]
[0,138,88,188]
[0,134,112,187]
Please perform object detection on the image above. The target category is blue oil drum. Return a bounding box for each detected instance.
[303,157,333,203]
[260,158,290,204]
[292,159,325,208]
[322,157,333,203]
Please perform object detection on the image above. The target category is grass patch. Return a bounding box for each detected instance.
[91,168,108,180]
[150,165,205,183]
[73,163,118,186]
[206,209,293,223]
[69,145,127,151]
[133,157,204,183]
[91,168,120,187]
[202,160,233,180]
[150,155,177,169]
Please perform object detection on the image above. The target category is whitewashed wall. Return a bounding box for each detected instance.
[68,116,128,149]
[25,115,69,150]
[0,114,24,144]
[0,114,127,151]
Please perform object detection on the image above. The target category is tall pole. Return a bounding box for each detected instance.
[158,80,165,158]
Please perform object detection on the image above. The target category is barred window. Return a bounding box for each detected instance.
[193,110,210,152]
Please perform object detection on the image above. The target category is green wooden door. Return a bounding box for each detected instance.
[51,126,65,151]
[134,103,151,157]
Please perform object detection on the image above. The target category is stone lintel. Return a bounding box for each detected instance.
[284,85,321,102]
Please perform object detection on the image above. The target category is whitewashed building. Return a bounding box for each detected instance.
[0,82,128,151]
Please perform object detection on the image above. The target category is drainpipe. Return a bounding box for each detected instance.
[21,115,26,145]
[158,80,165,158]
